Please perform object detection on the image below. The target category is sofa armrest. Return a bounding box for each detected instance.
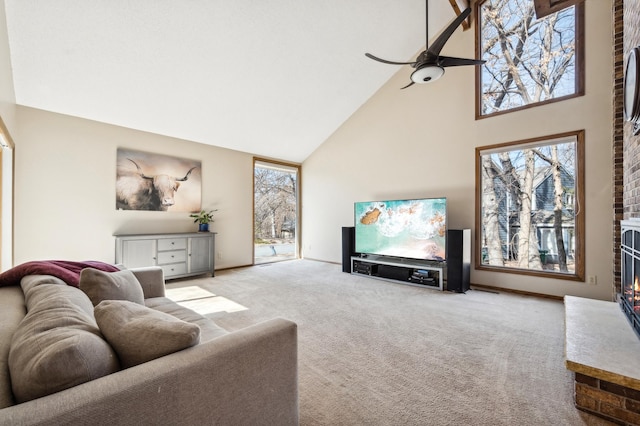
[0,318,298,426]
[130,266,165,298]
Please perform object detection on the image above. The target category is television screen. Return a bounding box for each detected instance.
[354,197,447,261]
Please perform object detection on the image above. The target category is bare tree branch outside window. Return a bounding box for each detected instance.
[253,159,300,265]
[476,0,584,117]
[254,166,297,241]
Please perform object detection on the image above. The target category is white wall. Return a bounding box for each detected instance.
[301,1,614,300]
[13,106,255,269]
[0,0,15,127]
[0,0,15,272]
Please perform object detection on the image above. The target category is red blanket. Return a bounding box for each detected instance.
[0,260,120,287]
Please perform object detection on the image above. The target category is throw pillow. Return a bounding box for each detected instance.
[8,285,120,403]
[94,300,200,368]
[79,268,145,307]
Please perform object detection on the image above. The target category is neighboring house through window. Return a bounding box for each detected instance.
[475,131,584,281]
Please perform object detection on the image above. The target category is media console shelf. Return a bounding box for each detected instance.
[346,229,470,293]
[351,256,444,291]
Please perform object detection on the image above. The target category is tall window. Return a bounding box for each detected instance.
[253,159,300,265]
[475,130,584,281]
[476,0,584,118]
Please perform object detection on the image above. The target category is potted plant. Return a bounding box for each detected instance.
[189,209,218,232]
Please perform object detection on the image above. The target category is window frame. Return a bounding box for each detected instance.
[253,157,301,265]
[533,0,584,19]
[474,130,585,281]
[474,0,585,119]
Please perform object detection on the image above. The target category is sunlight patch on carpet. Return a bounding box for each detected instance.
[166,286,214,301]
[165,286,248,315]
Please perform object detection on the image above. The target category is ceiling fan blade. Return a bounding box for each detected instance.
[427,8,472,57]
[439,56,486,67]
[365,53,416,66]
[400,81,415,89]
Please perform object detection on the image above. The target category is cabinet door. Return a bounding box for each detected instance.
[120,239,157,268]
[188,236,213,274]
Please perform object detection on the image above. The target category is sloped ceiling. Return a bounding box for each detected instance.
[4,1,458,163]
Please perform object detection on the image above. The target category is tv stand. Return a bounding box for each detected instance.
[351,256,444,291]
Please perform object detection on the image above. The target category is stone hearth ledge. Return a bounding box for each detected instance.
[565,295,640,391]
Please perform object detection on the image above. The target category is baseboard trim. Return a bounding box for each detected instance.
[300,257,340,265]
[218,261,564,301]
[471,282,563,301]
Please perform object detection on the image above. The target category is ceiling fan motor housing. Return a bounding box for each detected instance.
[364,5,480,88]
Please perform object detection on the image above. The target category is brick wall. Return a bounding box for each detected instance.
[575,373,640,425]
[623,0,640,219]
[618,0,640,294]
[614,0,624,294]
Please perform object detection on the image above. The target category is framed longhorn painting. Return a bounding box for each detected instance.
[116,148,202,212]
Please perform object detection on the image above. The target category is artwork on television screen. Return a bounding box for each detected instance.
[354,198,447,261]
[115,148,202,212]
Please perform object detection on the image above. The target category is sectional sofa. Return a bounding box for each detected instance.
[0,265,298,425]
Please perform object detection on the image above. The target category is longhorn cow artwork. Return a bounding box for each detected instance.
[116,148,202,212]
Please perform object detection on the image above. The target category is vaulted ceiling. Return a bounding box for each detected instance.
[4,1,461,163]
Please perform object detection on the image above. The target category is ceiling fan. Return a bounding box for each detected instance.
[365,3,485,89]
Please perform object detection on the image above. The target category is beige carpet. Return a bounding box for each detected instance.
[166,259,613,426]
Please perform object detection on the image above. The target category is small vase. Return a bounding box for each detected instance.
[198,223,209,232]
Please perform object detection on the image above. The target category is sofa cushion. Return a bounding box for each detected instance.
[0,286,27,408]
[8,283,120,403]
[145,296,228,342]
[21,274,73,310]
[94,300,201,368]
[79,268,145,306]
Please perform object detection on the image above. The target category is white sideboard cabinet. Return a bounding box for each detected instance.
[115,232,216,279]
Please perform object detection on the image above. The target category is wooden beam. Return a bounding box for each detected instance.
[534,0,585,19]
[448,0,471,30]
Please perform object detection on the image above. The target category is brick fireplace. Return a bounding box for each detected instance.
[565,296,640,425]
[562,223,640,425]
[564,220,640,425]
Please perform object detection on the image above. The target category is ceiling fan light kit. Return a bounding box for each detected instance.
[411,65,445,83]
[365,2,484,89]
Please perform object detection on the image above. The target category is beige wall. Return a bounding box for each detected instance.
[302,1,614,300]
[12,106,255,269]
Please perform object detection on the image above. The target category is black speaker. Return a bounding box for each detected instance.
[342,227,356,273]
[447,229,471,293]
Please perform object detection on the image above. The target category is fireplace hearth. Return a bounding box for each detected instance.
[562,224,640,424]
[621,219,640,338]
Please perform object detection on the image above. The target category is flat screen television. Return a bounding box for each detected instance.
[354,197,447,261]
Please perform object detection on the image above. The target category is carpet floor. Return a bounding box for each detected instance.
[166,259,613,426]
